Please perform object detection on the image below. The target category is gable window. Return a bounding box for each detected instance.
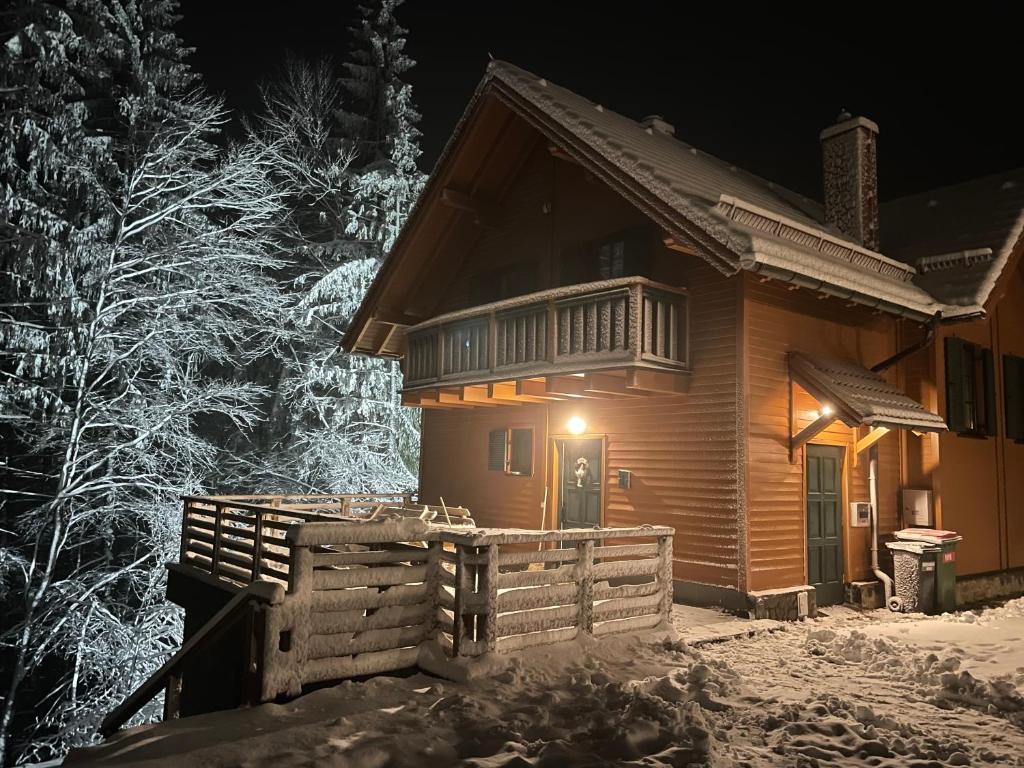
[487,427,534,475]
[944,337,996,436]
[558,226,651,286]
[1004,354,1024,442]
[471,262,538,305]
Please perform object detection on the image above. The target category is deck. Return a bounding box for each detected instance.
[102,495,675,736]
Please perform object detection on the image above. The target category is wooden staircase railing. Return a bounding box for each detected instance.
[99,580,285,738]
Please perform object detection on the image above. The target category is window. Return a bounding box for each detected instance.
[471,262,538,305]
[487,427,534,475]
[557,226,651,286]
[1004,354,1024,442]
[597,238,626,279]
[944,337,996,436]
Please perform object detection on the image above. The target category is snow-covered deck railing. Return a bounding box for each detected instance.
[402,276,689,389]
[173,504,675,703]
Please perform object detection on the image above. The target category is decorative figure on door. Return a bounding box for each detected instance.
[574,457,591,488]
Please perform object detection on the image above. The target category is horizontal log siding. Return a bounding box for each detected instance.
[743,275,903,590]
[420,260,742,589]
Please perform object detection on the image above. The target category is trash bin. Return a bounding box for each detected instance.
[885,540,937,613]
[888,528,962,614]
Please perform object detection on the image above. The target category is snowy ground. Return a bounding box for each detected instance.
[68,598,1024,767]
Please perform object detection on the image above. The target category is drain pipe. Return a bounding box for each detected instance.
[868,445,894,607]
[866,312,941,610]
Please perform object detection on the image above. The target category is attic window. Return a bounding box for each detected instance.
[1004,354,1024,443]
[944,338,995,437]
[487,427,534,475]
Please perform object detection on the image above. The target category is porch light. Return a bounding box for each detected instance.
[821,404,834,416]
[567,416,587,435]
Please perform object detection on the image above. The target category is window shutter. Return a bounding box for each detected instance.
[488,429,507,471]
[1005,355,1024,442]
[944,337,967,433]
[508,428,533,475]
[982,348,997,436]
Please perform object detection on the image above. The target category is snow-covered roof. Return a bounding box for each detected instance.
[881,168,1024,308]
[788,352,948,432]
[345,62,1022,354]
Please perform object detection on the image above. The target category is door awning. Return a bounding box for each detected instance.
[788,352,948,432]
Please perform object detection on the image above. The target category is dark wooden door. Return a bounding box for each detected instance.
[557,438,602,528]
[806,444,845,606]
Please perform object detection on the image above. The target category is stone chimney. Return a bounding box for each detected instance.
[820,111,880,251]
[641,114,675,136]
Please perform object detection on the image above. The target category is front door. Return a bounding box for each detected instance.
[557,438,602,528]
[806,444,845,606]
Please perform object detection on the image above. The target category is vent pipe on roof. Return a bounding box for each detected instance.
[820,110,880,251]
[641,114,675,136]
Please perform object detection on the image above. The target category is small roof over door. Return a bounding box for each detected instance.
[788,352,947,432]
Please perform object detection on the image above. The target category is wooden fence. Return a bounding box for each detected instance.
[175,497,674,702]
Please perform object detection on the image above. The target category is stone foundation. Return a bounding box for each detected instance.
[744,585,817,620]
[956,567,1024,606]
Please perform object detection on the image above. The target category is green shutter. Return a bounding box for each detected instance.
[508,428,533,475]
[488,429,507,471]
[944,337,967,433]
[1006,355,1024,442]
[982,348,997,436]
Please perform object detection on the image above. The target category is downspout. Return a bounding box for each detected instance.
[867,311,941,609]
[868,445,894,605]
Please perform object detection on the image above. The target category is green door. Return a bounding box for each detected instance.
[557,438,603,528]
[806,444,845,606]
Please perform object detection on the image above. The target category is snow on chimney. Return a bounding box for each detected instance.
[820,110,880,251]
[641,114,675,136]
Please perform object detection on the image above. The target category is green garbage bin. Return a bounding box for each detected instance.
[892,529,961,614]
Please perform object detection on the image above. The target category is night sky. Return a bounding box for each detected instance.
[177,2,1022,203]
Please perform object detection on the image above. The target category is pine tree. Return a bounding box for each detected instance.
[245,0,425,495]
[0,1,285,760]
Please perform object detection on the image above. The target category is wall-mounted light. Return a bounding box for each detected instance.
[566,416,587,435]
[821,404,834,417]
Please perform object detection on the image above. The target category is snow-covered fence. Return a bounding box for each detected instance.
[173,498,675,703]
[437,527,675,658]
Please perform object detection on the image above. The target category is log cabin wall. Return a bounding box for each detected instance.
[925,257,1024,575]
[419,258,745,592]
[742,274,905,592]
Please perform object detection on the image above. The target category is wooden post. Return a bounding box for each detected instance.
[576,539,594,635]
[657,535,674,626]
[163,672,182,721]
[547,299,557,362]
[452,545,469,656]
[179,500,190,562]
[423,541,442,639]
[211,503,224,578]
[251,508,264,582]
[628,283,643,360]
[480,544,499,653]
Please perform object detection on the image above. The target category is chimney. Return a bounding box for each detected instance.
[641,114,675,136]
[820,110,880,251]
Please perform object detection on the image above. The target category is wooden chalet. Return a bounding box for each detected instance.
[344,61,1024,618]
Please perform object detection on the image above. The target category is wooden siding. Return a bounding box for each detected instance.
[419,260,744,590]
[742,275,904,591]
[926,256,1024,574]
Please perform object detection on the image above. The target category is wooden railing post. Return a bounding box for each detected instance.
[657,535,674,626]
[251,508,264,582]
[179,499,190,562]
[211,503,224,578]
[423,541,443,640]
[452,545,471,657]
[576,539,595,636]
[480,544,499,653]
[629,283,643,361]
[287,544,314,598]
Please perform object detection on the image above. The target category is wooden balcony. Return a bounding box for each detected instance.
[401,277,689,406]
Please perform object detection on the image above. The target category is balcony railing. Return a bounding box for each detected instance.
[403,277,688,388]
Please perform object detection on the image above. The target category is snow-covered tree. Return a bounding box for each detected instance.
[0,1,285,761]
[243,0,425,495]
